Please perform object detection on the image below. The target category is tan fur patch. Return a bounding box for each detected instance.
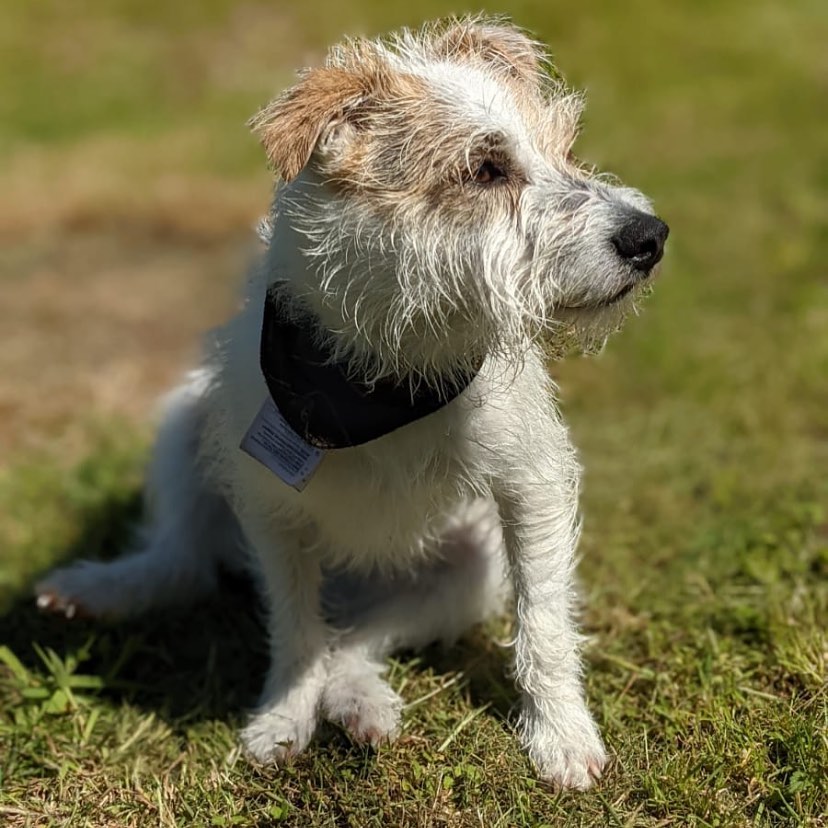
[249,67,371,181]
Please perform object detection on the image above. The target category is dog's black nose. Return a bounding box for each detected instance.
[611,213,669,272]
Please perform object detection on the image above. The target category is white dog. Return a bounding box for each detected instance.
[36,17,667,790]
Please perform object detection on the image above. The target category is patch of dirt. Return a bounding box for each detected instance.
[0,225,260,464]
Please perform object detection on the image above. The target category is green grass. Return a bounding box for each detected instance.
[1,0,827,825]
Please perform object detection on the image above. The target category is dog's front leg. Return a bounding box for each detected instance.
[494,452,607,790]
[238,513,327,764]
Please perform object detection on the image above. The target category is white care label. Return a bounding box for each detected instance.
[240,398,325,491]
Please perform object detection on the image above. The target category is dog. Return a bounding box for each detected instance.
[36,17,668,790]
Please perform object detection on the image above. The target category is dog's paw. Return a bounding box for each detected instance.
[322,661,402,747]
[35,563,112,620]
[522,703,608,791]
[241,707,318,764]
[531,738,607,791]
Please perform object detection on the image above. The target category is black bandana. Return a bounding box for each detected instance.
[259,291,480,449]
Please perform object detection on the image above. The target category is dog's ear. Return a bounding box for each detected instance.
[433,19,544,86]
[249,67,369,181]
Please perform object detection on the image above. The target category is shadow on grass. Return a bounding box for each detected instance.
[2,485,269,725]
[2,487,518,735]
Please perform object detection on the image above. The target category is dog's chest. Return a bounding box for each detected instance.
[292,414,479,566]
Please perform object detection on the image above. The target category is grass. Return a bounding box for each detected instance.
[1,0,827,825]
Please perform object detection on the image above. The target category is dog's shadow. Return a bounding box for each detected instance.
[3,488,270,723]
[2,488,517,735]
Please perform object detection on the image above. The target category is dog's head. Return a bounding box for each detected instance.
[251,17,668,382]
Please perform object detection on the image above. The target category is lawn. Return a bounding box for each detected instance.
[1,1,826,826]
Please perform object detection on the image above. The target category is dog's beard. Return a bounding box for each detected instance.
[545,287,645,358]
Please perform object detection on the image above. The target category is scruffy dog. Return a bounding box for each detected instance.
[36,18,667,790]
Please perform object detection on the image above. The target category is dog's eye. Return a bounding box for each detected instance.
[474,160,507,185]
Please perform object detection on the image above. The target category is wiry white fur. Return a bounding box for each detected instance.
[36,17,667,791]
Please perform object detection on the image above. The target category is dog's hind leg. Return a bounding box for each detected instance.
[35,369,242,620]
[320,499,509,744]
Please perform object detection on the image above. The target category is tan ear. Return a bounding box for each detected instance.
[248,67,368,181]
[433,19,544,85]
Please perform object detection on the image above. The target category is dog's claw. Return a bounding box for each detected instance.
[588,758,605,780]
[35,589,84,619]
[37,592,75,620]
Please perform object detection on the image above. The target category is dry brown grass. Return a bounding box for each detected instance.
[0,240,246,462]
[0,141,267,462]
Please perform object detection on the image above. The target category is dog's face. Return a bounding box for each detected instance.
[252,18,668,379]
